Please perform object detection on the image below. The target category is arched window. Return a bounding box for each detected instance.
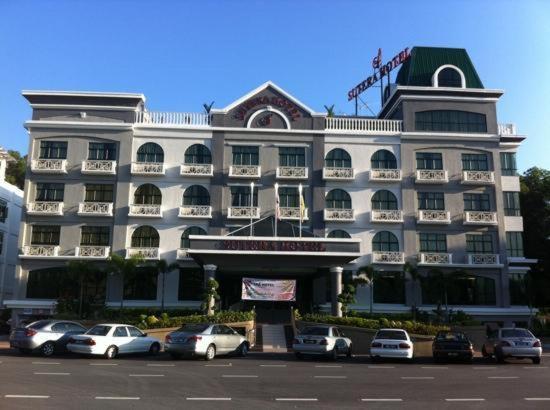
[134,184,162,205]
[184,144,212,164]
[180,226,207,249]
[371,150,397,169]
[326,189,351,209]
[371,190,398,210]
[372,231,399,252]
[131,225,159,248]
[437,67,463,88]
[183,185,210,206]
[327,229,351,239]
[325,149,351,168]
[137,143,164,163]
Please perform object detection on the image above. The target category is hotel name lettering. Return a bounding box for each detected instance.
[233,96,301,121]
[222,240,326,252]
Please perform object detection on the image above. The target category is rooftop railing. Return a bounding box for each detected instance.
[325,117,402,133]
[135,111,212,126]
[498,123,517,135]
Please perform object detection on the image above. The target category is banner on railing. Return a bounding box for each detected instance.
[241,278,296,301]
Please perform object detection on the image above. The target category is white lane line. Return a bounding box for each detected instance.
[146,364,175,367]
[368,365,395,369]
[221,374,258,378]
[488,376,519,379]
[361,398,403,402]
[523,366,548,369]
[259,364,287,367]
[313,375,347,379]
[90,363,119,366]
[95,397,140,400]
[33,372,70,375]
[128,374,165,377]
[5,395,50,399]
[445,398,485,402]
[421,366,448,369]
[276,398,318,402]
[315,365,342,368]
[186,398,232,401]
[205,363,232,367]
[473,366,496,370]
[32,362,60,365]
[401,376,434,380]
[525,398,550,401]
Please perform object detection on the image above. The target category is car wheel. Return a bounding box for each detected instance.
[105,345,118,360]
[481,345,489,358]
[495,350,505,364]
[346,344,353,358]
[329,348,338,361]
[41,341,56,357]
[149,343,160,356]
[295,352,303,360]
[532,357,541,365]
[18,348,32,355]
[238,342,248,357]
[205,344,216,361]
[433,355,440,364]
[370,356,378,363]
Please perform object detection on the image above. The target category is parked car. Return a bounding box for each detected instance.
[10,320,87,357]
[164,323,249,360]
[66,324,161,359]
[292,325,352,360]
[432,331,474,363]
[370,328,414,362]
[482,327,542,364]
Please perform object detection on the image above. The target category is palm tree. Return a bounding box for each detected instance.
[324,104,335,117]
[152,259,180,312]
[356,265,375,314]
[66,260,96,318]
[403,262,420,321]
[107,253,144,313]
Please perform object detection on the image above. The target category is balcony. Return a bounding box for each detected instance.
[128,204,162,218]
[417,210,451,224]
[279,207,308,221]
[22,245,60,257]
[27,202,64,216]
[75,246,110,258]
[135,111,211,127]
[180,163,214,177]
[369,169,402,182]
[325,117,402,133]
[468,254,500,265]
[131,162,165,176]
[31,159,67,174]
[177,248,192,260]
[464,211,498,225]
[227,207,260,219]
[372,251,405,264]
[126,247,160,260]
[498,123,517,135]
[324,208,355,222]
[461,170,495,185]
[419,253,453,265]
[81,160,117,175]
[78,202,113,217]
[276,166,308,180]
[178,205,212,219]
[415,169,448,184]
[229,165,261,178]
[370,210,403,223]
[322,167,355,181]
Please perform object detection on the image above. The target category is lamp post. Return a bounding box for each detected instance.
[298,183,303,238]
[274,182,279,237]
[250,182,255,237]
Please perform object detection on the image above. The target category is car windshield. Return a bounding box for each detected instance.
[301,327,330,336]
[86,325,112,336]
[27,320,51,329]
[375,330,407,340]
[436,332,467,341]
[177,324,210,333]
[501,329,533,338]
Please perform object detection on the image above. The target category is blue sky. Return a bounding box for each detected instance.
[0,0,548,172]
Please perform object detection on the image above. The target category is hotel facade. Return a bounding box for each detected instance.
[6,47,534,324]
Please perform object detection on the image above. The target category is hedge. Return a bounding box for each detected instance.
[134,310,256,330]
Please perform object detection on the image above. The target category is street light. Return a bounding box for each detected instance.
[250,182,255,237]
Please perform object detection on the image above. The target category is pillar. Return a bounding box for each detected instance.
[203,264,217,315]
[330,266,343,317]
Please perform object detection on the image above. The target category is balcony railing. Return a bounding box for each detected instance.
[417,210,451,224]
[462,170,495,185]
[276,166,308,180]
[228,207,260,219]
[75,246,110,258]
[372,251,405,264]
[135,111,211,127]
[129,204,162,218]
[325,117,402,133]
[322,167,355,181]
[415,169,448,184]
[279,207,308,220]
[464,211,498,225]
[498,123,517,135]
[81,160,117,175]
[126,247,160,260]
[468,254,500,265]
[22,245,60,257]
[324,208,355,222]
[229,165,261,178]
[131,162,165,175]
[78,202,113,217]
[178,205,212,218]
[369,169,402,182]
[180,163,214,177]
[177,248,191,260]
[31,159,67,174]
[371,210,403,223]
[27,202,64,216]
[419,252,453,265]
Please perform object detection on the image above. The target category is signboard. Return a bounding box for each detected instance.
[223,240,326,252]
[233,95,301,121]
[241,278,296,301]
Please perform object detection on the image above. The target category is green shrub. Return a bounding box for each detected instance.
[136,310,256,330]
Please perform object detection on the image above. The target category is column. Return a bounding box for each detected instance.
[203,264,217,316]
[330,266,343,317]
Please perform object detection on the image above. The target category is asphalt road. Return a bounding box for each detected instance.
[1,349,550,409]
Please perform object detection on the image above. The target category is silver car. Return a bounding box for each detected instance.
[164,323,249,360]
[293,325,352,360]
[482,327,542,364]
[10,320,87,357]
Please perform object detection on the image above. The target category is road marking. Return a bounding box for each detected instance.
[315,365,342,368]
[488,376,519,379]
[186,398,232,401]
[5,395,50,399]
[128,374,165,377]
[361,398,403,402]
[33,372,70,375]
[445,398,485,402]
[90,363,118,366]
[368,365,395,369]
[221,374,258,378]
[401,376,434,380]
[421,366,448,369]
[259,364,287,367]
[314,375,347,379]
[205,363,232,367]
[523,366,548,369]
[276,398,318,402]
[95,397,140,400]
[525,398,550,401]
[146,364,175,367]
[32,362,60,365]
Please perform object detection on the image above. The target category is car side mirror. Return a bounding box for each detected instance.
[341,333,346,337]
[142,333,147,337]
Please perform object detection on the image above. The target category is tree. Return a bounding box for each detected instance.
[107,253,144,313]
[65,260,105,318]
[404,262,420,321]
[151,259,180,312]
[337,284,356,317]
[356,265,375,314]
[203,101,215,114]
[5,150,26,189]
[202,278,220,316]
[324,104,335,117]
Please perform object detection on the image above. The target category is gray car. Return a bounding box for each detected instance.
[10,320,87,357]
[164,323,249,360]
[482,327,542,364]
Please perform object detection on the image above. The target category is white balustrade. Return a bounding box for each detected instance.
[126,247,159,260]
[31,159,67,174]
[180,163,214,177]
[325,117,402,133]
[27,202,64,216]
[129,204,162,217]
[415,169,448,183]
[135,111,211,126]
[371,210,403,223]
[76,246,110,258]
[369,169,402,182]
[178,205,212,218]
[22,245,60,257]
[276,167,308,179]
[323,208,355,222]
[372,251,405,264]
[81,160,117,175]
[229,165,261,178]
[498,123,517,135]
[468,254,500,265]
[279,207,308,220]
[464,211,497,225]
[131,162,165,175]
[419,253,453,265]
[462,170,495,184]
[417,210,451,224]
[322,167,355,180]
[177,248,191,260]
[227,207,260,219]
[78,202,113,217]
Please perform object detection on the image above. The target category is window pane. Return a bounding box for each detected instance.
[326,189,351,209]
[80,226,110,246]
[36,183,64,202]
[279,147,305,167]
[39,141,67,159]
[131,226,159,247]
[416,152,443,170]
[418,192,445,210]
[232,146,259,165]
[31,225,61,245]
[325,149,351,168]
[466,234,493,253]
[416,111,487,133]
[500,152,517,176]
[506,232,524,257]
[230,186,257,207]
[183,185,210,206]
[137,143,164,163]
[85,184,114,202]
[88,143,116,160]
[503,192,521,216]
[184,144,211,164]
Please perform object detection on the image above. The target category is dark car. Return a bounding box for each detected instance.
[10,320,87,356]
[432,331,474,363]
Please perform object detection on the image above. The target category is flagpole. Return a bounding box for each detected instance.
[250,181,254,237]
[298,183,303,238]
[274,183,278,238]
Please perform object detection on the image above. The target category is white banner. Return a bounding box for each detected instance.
[241,278,296,301]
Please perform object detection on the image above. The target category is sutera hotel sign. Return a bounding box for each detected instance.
[222,240,326,252]
[233,95,302,121]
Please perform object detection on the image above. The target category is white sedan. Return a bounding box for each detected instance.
[67,324,162,359]
[370,328,414,362]
[293,325,352,360]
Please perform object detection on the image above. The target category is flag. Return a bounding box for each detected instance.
[299,185,306,220]
[275,184,280,220]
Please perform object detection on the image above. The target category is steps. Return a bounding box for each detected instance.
[260,324,288,353]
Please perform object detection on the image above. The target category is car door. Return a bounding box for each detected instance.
[50,322,69,343]
[112,326,132,353]
[332,327,346,352]
[211,325,228,353]
[222,325,240,351]
[57,323,86,348]
[126,326,148,352]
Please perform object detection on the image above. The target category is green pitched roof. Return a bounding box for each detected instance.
[396,46,484,88]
